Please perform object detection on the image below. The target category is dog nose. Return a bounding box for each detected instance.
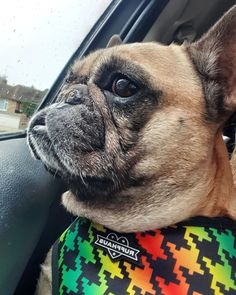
[65,85,88,105]
[65,89,82,105]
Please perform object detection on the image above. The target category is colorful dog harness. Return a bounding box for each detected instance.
[52,217,236,295]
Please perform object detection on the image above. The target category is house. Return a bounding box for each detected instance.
[0,76,47,132]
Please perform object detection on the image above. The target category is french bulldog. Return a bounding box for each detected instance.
[27,6,236,294]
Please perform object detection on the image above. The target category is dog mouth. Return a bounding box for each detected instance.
[68,175,116,202]
[27,98,118,199]
[27,112,64,176]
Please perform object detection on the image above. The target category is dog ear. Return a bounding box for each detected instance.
[187,6,236,121]
[106,35,122,48]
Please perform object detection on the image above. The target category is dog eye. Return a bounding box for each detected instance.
[111,77,139,97]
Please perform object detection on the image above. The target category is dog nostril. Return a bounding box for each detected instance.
[33,113,46,126]
[65,89,82,105]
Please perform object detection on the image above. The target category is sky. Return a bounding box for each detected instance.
[0,0,111,90]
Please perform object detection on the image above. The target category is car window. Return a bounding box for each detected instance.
[0,0,112,134]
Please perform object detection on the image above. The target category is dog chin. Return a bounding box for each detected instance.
[65,174,116,203]
[28,136,116,201]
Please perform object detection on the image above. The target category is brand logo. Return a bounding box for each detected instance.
[95,233,140,263]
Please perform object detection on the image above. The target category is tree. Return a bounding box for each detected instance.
[22,101,38,118]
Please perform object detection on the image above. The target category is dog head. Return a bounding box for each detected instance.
[28,7,236,232]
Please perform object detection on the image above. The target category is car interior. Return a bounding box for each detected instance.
[1,0,236,294]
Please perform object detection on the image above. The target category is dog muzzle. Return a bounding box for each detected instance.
[52,217,236,295]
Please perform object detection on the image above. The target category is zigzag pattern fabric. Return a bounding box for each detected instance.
[52,217,236,295]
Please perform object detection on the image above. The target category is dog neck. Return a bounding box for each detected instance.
[197,133,236,218]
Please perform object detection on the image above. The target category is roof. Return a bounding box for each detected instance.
[0,81,47,103]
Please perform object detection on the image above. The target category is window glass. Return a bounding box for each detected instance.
[0,0,112,133]
[0,99,8,112]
